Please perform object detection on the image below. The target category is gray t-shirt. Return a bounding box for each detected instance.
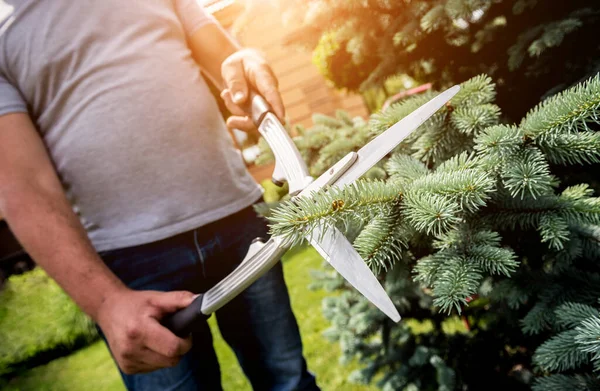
[0,0,263,251]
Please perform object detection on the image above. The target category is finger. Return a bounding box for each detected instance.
[222,58,248,105]
[147,290,195,314]
[118,353,152,375]
[250,64,285,120]
[143,320,193,359]
[220,89,248,117]
[226,115,257,134]
[138,347,182,372]
[119,360,146,375]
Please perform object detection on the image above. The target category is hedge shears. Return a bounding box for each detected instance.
[163,85,460,337]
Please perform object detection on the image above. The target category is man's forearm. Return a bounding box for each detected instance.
[1,180,127,320]
[186,23,242,89]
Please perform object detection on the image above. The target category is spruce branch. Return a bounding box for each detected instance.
[312,112,346,129]
[540,272,600,309]
[471,16,507,53]
[468,244,518,276]
[501,147,554,199]
[432,257,482,314]
[547,235,583,272]
[311,137,363,176]
[411,116,468,164]
[451,103,501,135]
[419,228,518,312]
[409,167,496,213]
[555,302,599,330]
[369,75,497,165]
[537,131,600,165]
[521,74,600,137]
[533,329,589,372]
[402,192,461,236]
[485,184,600,234]
[450,74,496,107]
[369,90,437,137]
[528,17,583,57]
[573,224,600,261]
[413,254,444,288]
[254,136,275,166]
[513,0,538,15]
[384,153,429,184]
[539,214,571,250]
[430,354,456,391]
[353,211,407,274]
[483,192,558,230]
[575,316,600,365]
[508,25,544,71]
[559,185,600,227]
[308,268,345,292]
[533,374,600,391]
[474,124,523,161]
[267,180,404,246]
[420,4,446,33]
[490,278,530,309]
[435,151,482,173]
[522,302,554,335]
[336,109,357,126]
[444,0,490,22]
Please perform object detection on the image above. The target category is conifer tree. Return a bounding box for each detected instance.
[242,0,600,387]
[262,0,600,120]
[255,74,600,389]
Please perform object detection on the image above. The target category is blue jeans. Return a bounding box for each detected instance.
[99,201,319,391]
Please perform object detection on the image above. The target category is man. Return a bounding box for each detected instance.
[0,0,320,390]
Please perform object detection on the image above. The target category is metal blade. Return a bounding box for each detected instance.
[293,85,459,321]
[308,226,401,322]
[334,85,460,187]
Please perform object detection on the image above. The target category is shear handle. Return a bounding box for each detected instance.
[162,237,287,337]
[237,90,272,127]
[160,294,209,338]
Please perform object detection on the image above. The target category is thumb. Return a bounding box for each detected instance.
[148,291,196,314]
[222,58,248,104]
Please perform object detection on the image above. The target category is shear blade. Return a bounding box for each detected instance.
[308,226,401,322]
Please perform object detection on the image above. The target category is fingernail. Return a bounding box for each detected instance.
[233,92,244,103]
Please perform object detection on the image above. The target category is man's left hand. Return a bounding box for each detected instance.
[220,48,285,133]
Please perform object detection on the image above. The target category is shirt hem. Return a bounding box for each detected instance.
[0,104,28,116]
[91,185,264,252]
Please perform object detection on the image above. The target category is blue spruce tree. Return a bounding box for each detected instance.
[257,73,600,391]
[246,0,600,389]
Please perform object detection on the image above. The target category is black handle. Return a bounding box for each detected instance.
[161,294,210,338]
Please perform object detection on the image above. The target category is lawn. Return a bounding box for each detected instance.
[2,247,378,391]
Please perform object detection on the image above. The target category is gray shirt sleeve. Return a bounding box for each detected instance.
[173,0,217,37]
[0,75,27,116]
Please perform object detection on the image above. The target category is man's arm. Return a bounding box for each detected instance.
[0,113,194,374]
[0,113,125,316]
[185,22,285,132]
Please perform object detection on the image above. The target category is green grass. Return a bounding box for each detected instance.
[2,247,377,391]
[0,269,98,377]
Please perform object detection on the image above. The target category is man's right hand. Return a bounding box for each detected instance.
[96,288,195,374]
